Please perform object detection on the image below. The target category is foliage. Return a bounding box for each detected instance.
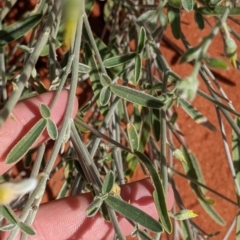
[0,0,240,239]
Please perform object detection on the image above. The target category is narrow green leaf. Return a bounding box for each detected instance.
[134,151,172,233]
[0,205,19,225]
[86,0,95,15]
[152,108,160,141]
[209,0,223,6]
[179,98,216,131]
[6,119,47,164]
[180,46,201,63]
[39,103,51,119]
[100,74,112,87]
[134,55,142,82]
[138,10,158,23]
[158,11,168,28]
[196,6,240,16]
[78,63,91,73]
[137,27,146,53]
[194,11,205,30]
[86,197,103,217]
[0,14,42,46]
[232,117,240,185]
[105,195,163,232]
[84,43,108,115]
[99,86,111,106]
[173,209,198,220]
[103,52,136,68]
[47,119,58,140]
[168,6,181,39]
[205,57,228,69]
[181,0,193,12]
[110,84,164,109]
[0,223,16,231]
[232,117,240,235]
[127,123,139,151]
[181,147,225,225]
[102,171,115,194]
[138,108,151,151]
[40,37,62,56]
[18,222,36,235]
[168,0,182,8]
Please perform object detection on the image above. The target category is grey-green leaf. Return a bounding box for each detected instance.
[39,103,51,119]
[134,151,172,233]
[138,10,158,22]
[152,108,160,141]
[194,11,204,30]
[180,46,202,63]
[127,123,139,151]
[0,205,19,225]
[0,14,42,46]
[78,63,91,73]
[84,43,108,115]
[168,6,181,39]
[134,55,142,82]
[100,74,112,87]
[100,86,111,106]
[205,57,228,70]
[137,27,146,53]
[110,84,164,109]
[86,197,103,217]
[18,222,36,235]
[103,52,136,68]
[105,195,163,232]
[0,223,16,231]
[181,0,193,12]
[6,118,47,164]
[181,147,225,225]
[47,119,58,140]
[102,171,115,194]
[232,118,240,186]
[232,117,240,236]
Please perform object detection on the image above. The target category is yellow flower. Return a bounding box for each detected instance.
[0,178,38,205]
[62,0,82,50]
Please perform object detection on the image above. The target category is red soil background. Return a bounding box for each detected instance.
[4,0,240,239]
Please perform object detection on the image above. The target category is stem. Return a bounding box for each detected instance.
[0,1,62,127]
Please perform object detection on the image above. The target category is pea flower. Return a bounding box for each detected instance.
[0,178,38,205]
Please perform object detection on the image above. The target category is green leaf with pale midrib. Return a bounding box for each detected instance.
[105,195,163,233]
[102,171,115,194]
[103,52,136,68]
[0,14,42,46]
[18,222,36,235]
[134,151,172,233]
[6,118,47,164]
[110,84,164,109]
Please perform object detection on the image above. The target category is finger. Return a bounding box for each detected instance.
[1,178,174,240]
[0,90,78,174]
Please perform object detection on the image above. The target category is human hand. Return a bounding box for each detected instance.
[0,90,174,240]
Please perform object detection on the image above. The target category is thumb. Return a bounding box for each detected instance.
[0,90,78,174]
